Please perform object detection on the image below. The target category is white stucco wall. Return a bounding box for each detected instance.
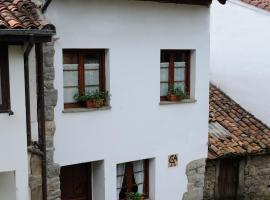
[211,0,270,126]
[46,0,210,199]
[0,46,29,200]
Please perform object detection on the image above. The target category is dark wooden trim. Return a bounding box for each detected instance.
[78,52,84,95]
[185,51,191,97]
[169,54,174,86]
[99,51,106,91]
[138,0,212,6]
[24,42,34,146]
[143,160,150,198]
[0,36,53,43]
[88,163,92,200]
[214,160,220,200]
[35,43,48,200]
[0,44,11,113]
[64,102,82,109]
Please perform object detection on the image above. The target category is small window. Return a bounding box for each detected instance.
[160,50,190,101]
[117,160,149,200]
[0,45,10,112]
[63,49,107,109]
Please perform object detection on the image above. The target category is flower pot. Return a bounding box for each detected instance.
[84,100,95,108]
[167,94,180,102]
[94,99,105,108]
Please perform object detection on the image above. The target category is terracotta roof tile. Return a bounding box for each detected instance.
[0,0,54,30]
[208,84,270,159]
[241,0,270,11]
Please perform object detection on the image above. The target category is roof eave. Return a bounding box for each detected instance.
[0,29,55,43]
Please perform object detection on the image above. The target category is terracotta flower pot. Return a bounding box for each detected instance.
[167,94,180,101]
[94,99,105,108]
[84,100,95,108]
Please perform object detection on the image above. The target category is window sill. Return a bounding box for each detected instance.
[62,106,111,113]
[159,98,197,105]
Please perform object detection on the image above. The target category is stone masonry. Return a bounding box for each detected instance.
[43,41,60,200]
[203,154,270,200]
[29,41,60,200]
[203,160,217,200]
[183,158,206,200]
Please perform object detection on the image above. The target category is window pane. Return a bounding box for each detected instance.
[85,86,99,93]
[160,63,169,82]
[85,63,99,70]
[174,67,185,82]
[85,54,100,88]
[85,71,99,86]
[64,71,78,87]
[63,52,78,64]
[63,64,78,70]
[175,52,186,62]
[85,54,99,64]
[64,87,78,103]
[160,83,168,96]
[0,67,2,105]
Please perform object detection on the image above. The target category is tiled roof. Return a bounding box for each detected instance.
[0,0,54,30]
[208,84,270,159]
[241,0,270,11]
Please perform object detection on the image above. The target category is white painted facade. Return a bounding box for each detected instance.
[0,1,211,200]
[211,0,270,126]
[0,46,29,200]
[46,0,210,200]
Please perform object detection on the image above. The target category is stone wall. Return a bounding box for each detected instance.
[203,160,217,200]
[43,41,60,200]
[183,158,206,200]
[242,154,270,200]
[203,154,270,200]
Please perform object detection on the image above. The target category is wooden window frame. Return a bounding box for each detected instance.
[160,50,191,101]
[118,160,149,200]
[63,49,106,109]
[0,45,10,113]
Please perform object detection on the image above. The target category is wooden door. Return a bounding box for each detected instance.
[60,163,91,200]
[218,159,239,200]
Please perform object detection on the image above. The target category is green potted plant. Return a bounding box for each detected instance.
[74,92,95,108]
[167,85,188,101]
[74,90,110,108]
[125,192,144,200]
[92,90,110,108]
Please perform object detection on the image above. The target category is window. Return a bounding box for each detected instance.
[160,50,190,101]
[117,160,149,200]
[60,163,92,200]
[0,45,10,112]
[63,49,106,108]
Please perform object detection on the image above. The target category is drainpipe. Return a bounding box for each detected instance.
[35,43,47,200]
[24,37,34,146]
[42,0,53,13]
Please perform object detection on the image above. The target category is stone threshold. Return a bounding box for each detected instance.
[62,106,112,113]
[159,99,197,105]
